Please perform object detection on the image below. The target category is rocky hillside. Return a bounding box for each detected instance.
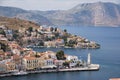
[0,16,40,30]
[0,2,120,27]
[38,2,120,27]
[0,6,52,25]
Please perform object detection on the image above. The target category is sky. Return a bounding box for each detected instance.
[0,0,120,11]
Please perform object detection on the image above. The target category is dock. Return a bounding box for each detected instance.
[58,64,100,72]
[0,64,99,77]
[28,64,99,74]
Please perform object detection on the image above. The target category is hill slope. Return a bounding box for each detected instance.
[0,16,40,30]
[0,6,52,25]
[0,2,120,27]
[38,2,120,27]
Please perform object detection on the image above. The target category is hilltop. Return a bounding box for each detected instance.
[0,16,40,30]
[0,2,120,27]
[0,16,100,49]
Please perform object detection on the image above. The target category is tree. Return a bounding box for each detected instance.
[55,27,57,32]
[75,61,82,67]
[64,29,67,33]
[28,27,33,32]
[63,61,70,68]
[0,29,6,36]
[56,50,66,60]
[0,42,9,52]
[13,33,19,39]
[54,32,59,38]
[65,40,77,47]
[50,27,54,32]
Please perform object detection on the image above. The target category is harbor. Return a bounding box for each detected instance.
[0,52,100,77]
[0,64,99,77]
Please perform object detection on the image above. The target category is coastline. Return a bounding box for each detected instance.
[26,45,100,49]
[0,64,99,77]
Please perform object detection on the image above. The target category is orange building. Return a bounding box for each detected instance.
[110,78,120,80]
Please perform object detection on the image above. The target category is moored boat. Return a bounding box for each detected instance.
[12,71,28,76]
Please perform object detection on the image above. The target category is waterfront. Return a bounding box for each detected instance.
[0,64,99,77]
[1,26,120,80]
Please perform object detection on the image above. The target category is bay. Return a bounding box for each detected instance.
[1,26,120,80]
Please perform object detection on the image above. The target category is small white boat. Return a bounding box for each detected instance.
[13,71,28,76]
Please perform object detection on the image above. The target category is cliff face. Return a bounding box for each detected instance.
[0,2,120,27]
[39,2,120,27]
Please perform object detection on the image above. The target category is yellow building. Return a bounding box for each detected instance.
[23,57,44,70]
[38,58,45,68]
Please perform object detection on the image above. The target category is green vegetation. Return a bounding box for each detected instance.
[75,61,82,67]
[0,42,9,52]
[28,27,33,32]
[63,61,70,68]
[0,29,6,36]
[65,40,77,47]
[55,27,57,32]
[56,50,66,60]
[0,16,39,30]
[50,27,54,32]
[13,33,19,40]
[54,32,59,38]
[64,29,67,33]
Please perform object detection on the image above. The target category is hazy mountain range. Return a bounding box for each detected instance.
[0,2,120,27]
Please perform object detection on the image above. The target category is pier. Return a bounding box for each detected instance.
[0,53,100,77]
[0,64,99,77]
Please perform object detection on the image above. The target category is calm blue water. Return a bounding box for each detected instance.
[1,26,120,80]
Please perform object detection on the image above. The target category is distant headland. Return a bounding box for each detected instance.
[0,2,120,27]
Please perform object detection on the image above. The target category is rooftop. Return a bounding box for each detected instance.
[110,78,120,80]
[24,57,36,60]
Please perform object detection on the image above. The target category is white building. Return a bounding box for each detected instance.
[66,55,79,67]
[12,49,21,55]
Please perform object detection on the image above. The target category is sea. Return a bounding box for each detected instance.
[1,26,120,80]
